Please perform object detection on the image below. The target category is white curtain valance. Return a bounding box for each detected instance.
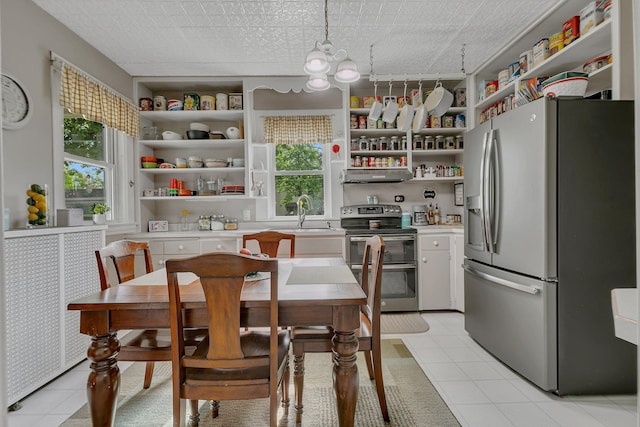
[58,60,139,138]
[263,115,332,145]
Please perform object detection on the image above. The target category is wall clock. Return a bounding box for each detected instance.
[2,73,33,130]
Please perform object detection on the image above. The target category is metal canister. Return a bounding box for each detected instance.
[354,156,362,167]
[350,96,360,108]
[183,93,200,110]
[215,93,228,110]
[200,95,215,110]
[368,157,375,167]
[361,156,368,167]
[153,96,166,111]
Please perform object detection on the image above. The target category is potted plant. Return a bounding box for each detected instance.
[90,203,110,225]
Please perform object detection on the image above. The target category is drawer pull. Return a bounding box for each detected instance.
[216,244,222,249]
[422,257,427,263]
[178,245,184,250]
[433,241,439,247]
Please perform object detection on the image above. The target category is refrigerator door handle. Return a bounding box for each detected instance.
[479,130,490,251]
[485,129,499,253]
[463,264,540,295]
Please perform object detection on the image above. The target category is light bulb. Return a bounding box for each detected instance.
[306,74,330,91]
[304,47,330,74]
[334,57,360,83]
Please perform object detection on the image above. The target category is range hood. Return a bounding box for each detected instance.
[340,168,414,184]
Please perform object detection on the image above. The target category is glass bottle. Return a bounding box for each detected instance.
[180,209,190,231]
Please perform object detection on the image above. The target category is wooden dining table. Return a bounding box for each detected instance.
[67,257,367,427]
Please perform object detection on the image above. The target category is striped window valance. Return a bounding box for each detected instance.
[263,115,332,145]
[59,62,139,138]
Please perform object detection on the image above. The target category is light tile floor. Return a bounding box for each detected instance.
[6,312,638,426]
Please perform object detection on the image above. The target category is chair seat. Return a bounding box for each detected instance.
[119,328,207,361]
[186,330,290,382]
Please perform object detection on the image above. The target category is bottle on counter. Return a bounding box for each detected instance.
[434,204,441,225]
[427,203,434,225]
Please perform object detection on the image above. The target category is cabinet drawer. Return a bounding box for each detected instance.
[295,237,344,257]
[419,235,450,250]
[201,238,239,253]
[147,240,164,255]
[163,239,199,255]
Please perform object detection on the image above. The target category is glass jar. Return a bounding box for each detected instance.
[198,215,211,231]
[224,218,238,230]
[445,136,456,149]
[369,138,379,151]
[211,214,224,230]
[401,136,408,150]
[358,136,369,151]
[413,135,424,150]
[455,135,464,149]
[425,136,435,150]
[435,135,445,150]
[389,136,398,150]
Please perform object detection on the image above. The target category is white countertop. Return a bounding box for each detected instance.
[412,225,464,234]
[611,288,638,345]
[4,224,108,238]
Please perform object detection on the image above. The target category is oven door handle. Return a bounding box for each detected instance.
[351,263,416,270]
[348,235,416,242]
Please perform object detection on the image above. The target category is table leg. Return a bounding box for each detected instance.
[332,329,359,427]
[86,332,120,427]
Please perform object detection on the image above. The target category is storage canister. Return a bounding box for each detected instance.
[350,96,359,108]
[200,95,215,110]
[229,93,243,110]
[224,218,238,230]
[139,97,153,111]
[153,96,166,111]
[435,135,445,150]
[215,93,228,110]
[183,93,200,110]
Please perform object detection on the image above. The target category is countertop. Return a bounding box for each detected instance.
[125,224,464,239]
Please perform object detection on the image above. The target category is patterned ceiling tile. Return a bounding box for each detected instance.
[31,0,560,77]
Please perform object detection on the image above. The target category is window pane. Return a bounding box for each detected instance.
[64,118,104,161]
[275,175,324,216]
[275,143,322,171]
[64,161,106,219]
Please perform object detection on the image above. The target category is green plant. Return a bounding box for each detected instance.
[90,203,110,214]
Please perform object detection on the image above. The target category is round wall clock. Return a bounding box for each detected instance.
[2,73,33,130]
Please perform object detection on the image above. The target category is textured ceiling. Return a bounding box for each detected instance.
[32,0,560,78]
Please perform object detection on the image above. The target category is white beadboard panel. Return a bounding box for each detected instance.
[62,230,103,367]
[4,234,62,405]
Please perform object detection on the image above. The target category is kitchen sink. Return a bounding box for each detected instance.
[264,227,339,233]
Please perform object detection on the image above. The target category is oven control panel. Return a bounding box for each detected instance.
[341,204,402,218]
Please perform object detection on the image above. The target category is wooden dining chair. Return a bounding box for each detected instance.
[242,231,296,258]
[165,253,290,427]
[95,240,206,389]
[290,235,389,423]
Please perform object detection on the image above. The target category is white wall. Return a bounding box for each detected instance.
[0,0,133,229]
[0,0,6,421]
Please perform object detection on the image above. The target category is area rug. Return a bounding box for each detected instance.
[63,339,458,426]
[380,313,430,334]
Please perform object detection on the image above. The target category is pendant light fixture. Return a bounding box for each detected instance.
[304,0,360,90]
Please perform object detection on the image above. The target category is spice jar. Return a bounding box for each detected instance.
[224,218,238,230]
[435,135,445,150]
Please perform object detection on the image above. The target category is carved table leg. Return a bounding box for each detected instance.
[332,330,359,427]
[86,332,120,427]
[293,353,305,423]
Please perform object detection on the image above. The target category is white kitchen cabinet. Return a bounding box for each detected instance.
[452,234,465,312]
[3,227,105,406]
[150,238,200,266]
[471,0,634,127]
[133,77,248,232]
[418,234,452,310]
[200,237,241,253]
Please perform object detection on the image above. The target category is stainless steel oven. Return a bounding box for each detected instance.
[341,205,418,312]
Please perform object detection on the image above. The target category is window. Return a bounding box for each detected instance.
[63,116,115,220]
[274,143,326,217]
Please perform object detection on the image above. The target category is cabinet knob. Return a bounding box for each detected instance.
[178,245,184,250]
[433,241,439,247]
[216,244,222,249]
[422,257,427,263]
[159,259,165,265]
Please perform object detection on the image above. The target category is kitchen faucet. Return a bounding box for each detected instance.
[296,194,312,229]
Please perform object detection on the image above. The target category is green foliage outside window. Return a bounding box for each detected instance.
[275,144,324,216]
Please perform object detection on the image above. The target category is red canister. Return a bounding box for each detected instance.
[169,178,179,189]
[139,97,153,111]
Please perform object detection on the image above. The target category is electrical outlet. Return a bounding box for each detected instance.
[242,209,251,221]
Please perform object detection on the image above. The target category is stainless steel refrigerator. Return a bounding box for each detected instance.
[463,97,636,395]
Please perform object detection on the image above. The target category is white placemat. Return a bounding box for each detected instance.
[286,265,358,286]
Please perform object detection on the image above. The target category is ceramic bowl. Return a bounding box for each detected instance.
[162,131,182,140]
[205,159,227,168]
[190,122,210,132]
[186,130,210,140]
[542,72,589,97]
[232,158,245,167]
